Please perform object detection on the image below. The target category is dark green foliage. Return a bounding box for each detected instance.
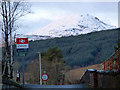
[26,47,67,85]
[14,28,119,69]
[41,47,66,84]
[114,40,120,51]
[41,47,63,62]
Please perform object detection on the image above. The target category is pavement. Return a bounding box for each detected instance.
[24,84,87,88]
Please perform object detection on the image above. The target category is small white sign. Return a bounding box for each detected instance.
[16,44,29,49]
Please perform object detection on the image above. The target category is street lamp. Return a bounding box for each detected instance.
[37,52,42,85]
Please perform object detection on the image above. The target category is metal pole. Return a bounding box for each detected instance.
[44,81,46,85]
[22,57,25,87]
[43,71,46,85]
[39,52,42,85]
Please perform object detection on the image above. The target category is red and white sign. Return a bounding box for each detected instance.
[41,73,49,81]
[16,38,29,49]
[16,38,28,44]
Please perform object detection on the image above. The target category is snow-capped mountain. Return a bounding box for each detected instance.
[15,34,51,41]
[26,14,116,40]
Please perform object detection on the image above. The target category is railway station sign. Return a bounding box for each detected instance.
[16,38,29,52]
[16,38,29,56]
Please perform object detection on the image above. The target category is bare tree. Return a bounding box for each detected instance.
[0,0,31,78]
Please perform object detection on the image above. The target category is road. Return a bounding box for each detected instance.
[24,84,87,88]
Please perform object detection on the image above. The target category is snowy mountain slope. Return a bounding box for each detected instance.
[27,14,116,39]
[15,34,51,41]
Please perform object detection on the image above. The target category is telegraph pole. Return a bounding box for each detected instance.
[38,52,42,85]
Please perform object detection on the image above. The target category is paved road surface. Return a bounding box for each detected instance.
[24,84,86,88]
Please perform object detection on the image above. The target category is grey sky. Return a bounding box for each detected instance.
[16,2,118,34]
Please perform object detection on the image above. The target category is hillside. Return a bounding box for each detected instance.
[14,28,119,69]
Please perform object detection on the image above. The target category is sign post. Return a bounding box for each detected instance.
[22,57,25,86]
[16,38,28,87]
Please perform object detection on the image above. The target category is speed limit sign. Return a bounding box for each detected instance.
[41,73,49,81]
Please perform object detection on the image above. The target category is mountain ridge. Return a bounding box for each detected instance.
[27,14,116,38]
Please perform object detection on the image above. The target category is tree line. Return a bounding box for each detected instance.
[26,47,69,85]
